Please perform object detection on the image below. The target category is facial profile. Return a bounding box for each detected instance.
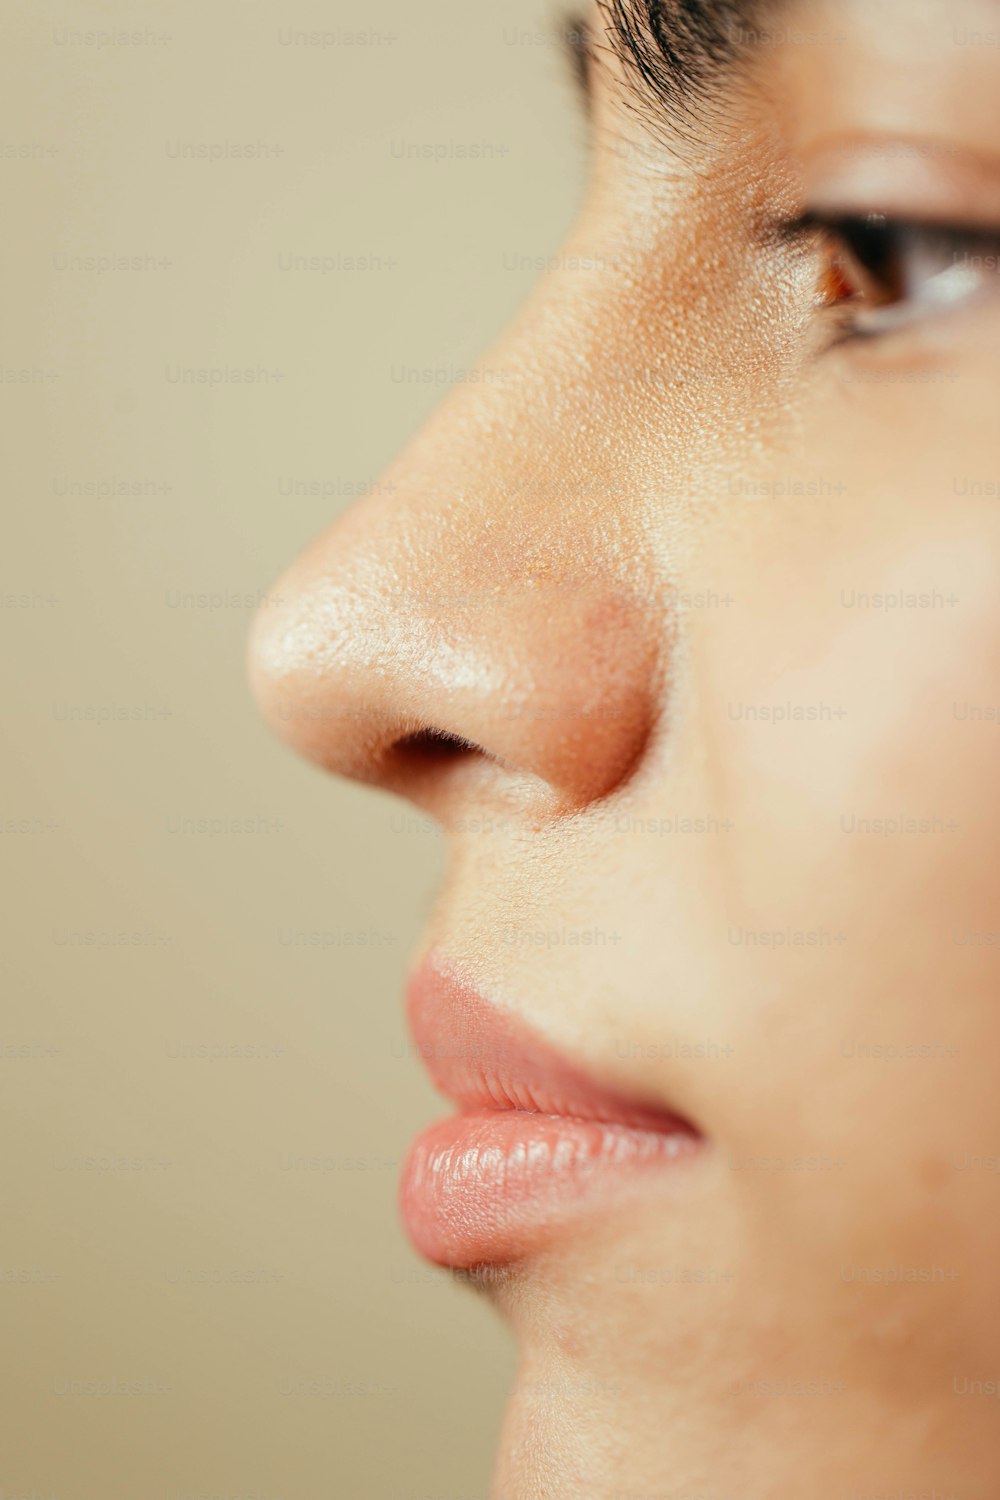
[251,0,1000,1493]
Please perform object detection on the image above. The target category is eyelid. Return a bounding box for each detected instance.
[791,137,1000,226]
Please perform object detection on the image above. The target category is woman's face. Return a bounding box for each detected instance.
[252,0,1000,1492]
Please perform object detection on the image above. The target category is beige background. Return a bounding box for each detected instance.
[1,3,585,1495]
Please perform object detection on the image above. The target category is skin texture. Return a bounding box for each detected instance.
[251,0,1000,1494]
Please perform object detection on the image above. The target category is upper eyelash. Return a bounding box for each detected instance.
[779,211,1000,259]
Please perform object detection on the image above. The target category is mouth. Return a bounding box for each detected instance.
[399,957,704,1268]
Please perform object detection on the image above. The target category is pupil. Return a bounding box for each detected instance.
[842,214,905,301]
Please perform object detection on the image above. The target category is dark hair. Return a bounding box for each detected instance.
[604,0,767,122]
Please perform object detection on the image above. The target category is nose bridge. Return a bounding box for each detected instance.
[250,279,667,813]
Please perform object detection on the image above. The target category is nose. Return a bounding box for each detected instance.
[250,316,666,820]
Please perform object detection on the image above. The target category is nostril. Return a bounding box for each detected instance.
[393,728,480,762]
[387,728,489,804]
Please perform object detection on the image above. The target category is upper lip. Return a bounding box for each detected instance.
[406,956,699,1138]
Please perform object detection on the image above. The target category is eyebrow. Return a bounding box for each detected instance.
[566,0,776,125]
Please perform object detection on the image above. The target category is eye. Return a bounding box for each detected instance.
[791,212,1000,341]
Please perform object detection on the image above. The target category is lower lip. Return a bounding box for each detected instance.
[400,1107,698,1268]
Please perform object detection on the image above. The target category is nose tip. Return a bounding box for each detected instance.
[249,518,661,816]
[248,537,399,786]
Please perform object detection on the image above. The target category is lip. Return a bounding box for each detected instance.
[399,958,703,1268]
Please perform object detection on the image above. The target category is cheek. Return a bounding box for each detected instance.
[684,337,1000,1036]
[694,491,1000,989]
[680,474,1000,1263]
[695,483,1000,921]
